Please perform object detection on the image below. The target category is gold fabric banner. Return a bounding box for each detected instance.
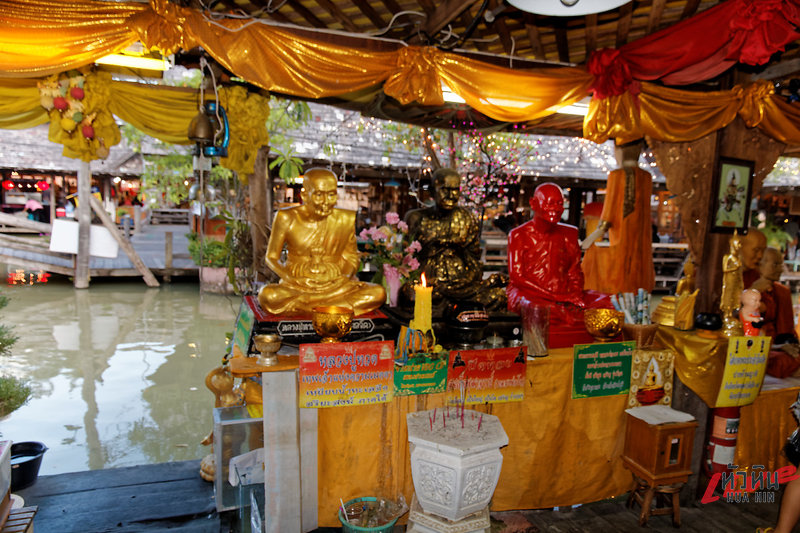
[2,0,800,150]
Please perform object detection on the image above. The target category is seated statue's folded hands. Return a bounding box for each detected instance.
[257,168,385,316]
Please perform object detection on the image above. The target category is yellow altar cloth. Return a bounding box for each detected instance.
[316,347,632,526]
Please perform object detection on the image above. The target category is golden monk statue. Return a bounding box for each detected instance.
[720,231,744,337]
[404,168,506,311]
[257,168,385,315]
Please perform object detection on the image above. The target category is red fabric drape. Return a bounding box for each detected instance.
[588,0,800,96]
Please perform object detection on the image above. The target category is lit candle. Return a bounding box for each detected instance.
[411,273,433,333]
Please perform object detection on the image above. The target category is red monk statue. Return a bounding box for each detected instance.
[507,182,609,326]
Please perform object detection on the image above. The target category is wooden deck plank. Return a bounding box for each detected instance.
[14,460,217,533]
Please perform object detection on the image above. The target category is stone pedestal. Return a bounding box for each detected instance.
[407,409,508,522]
[407,493,490,533]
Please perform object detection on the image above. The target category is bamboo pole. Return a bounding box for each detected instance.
[88,194,160,287]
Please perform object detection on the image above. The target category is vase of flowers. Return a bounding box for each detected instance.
[359,212,421,307]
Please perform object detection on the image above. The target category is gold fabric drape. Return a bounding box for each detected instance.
[317,348,631,527]
[0,0,144,77]
[655,327,728,407]
[735,386,798,474]
[2,0,800,156]
[108,81,198,145]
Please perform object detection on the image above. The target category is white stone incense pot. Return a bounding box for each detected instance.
[406,408,508,521]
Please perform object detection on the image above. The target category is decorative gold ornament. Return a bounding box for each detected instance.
[584,308,624,342]
[312,305,354,343]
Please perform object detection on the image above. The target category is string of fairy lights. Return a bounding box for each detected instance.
[290,101,618,210]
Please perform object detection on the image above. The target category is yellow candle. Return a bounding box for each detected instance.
[411,273,433,333]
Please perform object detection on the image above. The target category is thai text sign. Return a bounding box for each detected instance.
[394,352,449,396]
[299,341,394,408]
[572,341,634,398]
[715,336,770,408]
[446,347,526,405]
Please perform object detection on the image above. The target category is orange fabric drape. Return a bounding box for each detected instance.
[582,167,655,294]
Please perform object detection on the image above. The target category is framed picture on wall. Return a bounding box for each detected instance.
[710,157,755,233]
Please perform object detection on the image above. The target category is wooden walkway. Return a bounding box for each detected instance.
[12,458,789,532]
[0,223,198,280]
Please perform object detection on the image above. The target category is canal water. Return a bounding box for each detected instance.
[0,274,238,475]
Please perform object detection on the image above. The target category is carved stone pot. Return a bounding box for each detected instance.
[406,408,508,522]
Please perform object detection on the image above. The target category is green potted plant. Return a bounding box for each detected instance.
[188,232,234,293]
[0,293,30,418]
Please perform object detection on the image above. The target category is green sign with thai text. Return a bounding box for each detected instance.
[572,341,634,399]
[393,352,449,396]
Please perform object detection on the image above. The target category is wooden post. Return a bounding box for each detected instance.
[48,176,56,224]
[88,194,160,287]
[249,146,271,282]
[75,161,91,289]
[165,231,173,283]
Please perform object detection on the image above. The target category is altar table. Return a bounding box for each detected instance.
[316,347,633,526]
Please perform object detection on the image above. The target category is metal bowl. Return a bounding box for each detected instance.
[312,305,354,343]
[583,308,624,342]
[253,333,281,354]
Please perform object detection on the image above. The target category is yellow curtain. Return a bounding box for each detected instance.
[218,86,270,178]
[108,81,197,145]
[0,78,48,129]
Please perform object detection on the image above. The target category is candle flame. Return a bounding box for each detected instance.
[421,273,427,287]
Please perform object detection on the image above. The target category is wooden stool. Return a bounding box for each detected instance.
[627,474,683,526]
[621,407,698,528]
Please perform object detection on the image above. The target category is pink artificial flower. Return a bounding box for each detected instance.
[386,212,400,225]
[405,240,422,254]
[403,256,420,270]
[397,221,409,232]
[383,263,402,307]
[359,228,370,241]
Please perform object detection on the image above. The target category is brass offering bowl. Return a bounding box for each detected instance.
[312,305,354,343]
[584,309,624,342]
[253,333,281,366]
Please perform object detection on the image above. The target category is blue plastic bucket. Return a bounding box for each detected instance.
[338,497,399,533]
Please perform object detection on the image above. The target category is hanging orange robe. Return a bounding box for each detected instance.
[582,167,655,294]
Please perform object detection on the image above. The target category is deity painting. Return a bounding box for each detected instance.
[627,349,675,408]
[711,158,754,233]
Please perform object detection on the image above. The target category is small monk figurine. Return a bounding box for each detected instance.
[739,288,763,337]
[752,247,797,345]
[404,168,506,311]
[507,182,609,326]
[257,168,385,315]
[720,231,744,337]
[740,228,767,288]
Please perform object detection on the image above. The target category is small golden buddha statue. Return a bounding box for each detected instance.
[720,231,744,337]
[404,168,506,311]
[257,168,385,316]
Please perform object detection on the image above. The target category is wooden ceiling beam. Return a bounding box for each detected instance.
[312,0,360,32]
[283,0,327,27]
[351,0,386,28]
[615,2,633,48]
[680,0,702,19]
[524,14,545,60]
[584,14,598,57]
[553,19,570,63]
[492,17,515,55]
[646,0,666,34]
[424,0,480,36]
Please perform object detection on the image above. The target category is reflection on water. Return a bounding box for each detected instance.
[0,275,238,475]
